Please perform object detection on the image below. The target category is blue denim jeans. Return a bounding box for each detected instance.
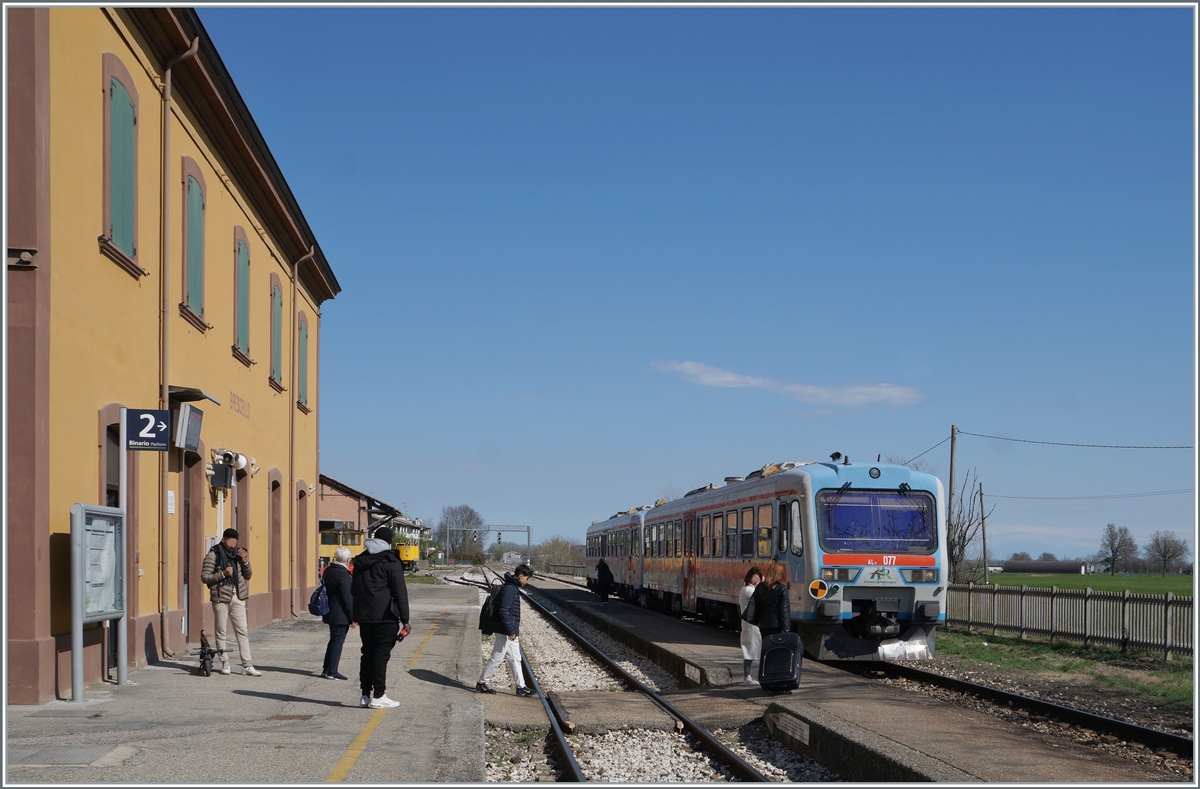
[323,623,349,675]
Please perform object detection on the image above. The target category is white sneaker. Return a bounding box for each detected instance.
[742,677,760,686]
[359,695,371,708]
[368,694,400,708]
[242,665,262,677]
[219,665,231,676]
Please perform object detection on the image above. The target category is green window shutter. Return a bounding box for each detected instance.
[186,176,205,315]
[236,241,250,354]
[298,321,308,405]
[109,78,136,257]
[271,285,282,381]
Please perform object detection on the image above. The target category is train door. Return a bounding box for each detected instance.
[683,517,697,611]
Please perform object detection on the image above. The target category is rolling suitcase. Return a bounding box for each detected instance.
[758,631,803,694]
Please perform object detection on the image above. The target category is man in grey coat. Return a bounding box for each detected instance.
[200,528,261,676]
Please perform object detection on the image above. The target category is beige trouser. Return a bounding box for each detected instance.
[479,635,525,688]
[213,595,252,668]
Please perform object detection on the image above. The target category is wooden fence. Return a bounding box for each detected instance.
[548,564,588,577]
[946,583,1193,658]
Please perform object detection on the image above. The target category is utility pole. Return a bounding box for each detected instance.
[947,424,958,541]
[980,482,989,584]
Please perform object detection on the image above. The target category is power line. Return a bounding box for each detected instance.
[902,436,950,465]
[959,431,1192,450]
[987,489,1193,501]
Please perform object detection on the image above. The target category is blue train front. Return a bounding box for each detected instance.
[586,458,947,661]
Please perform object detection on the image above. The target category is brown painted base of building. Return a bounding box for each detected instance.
[10,590,315,704]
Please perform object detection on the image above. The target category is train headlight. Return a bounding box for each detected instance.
[869,467,881,479]
[821,569,835,581]
[902,569,938,583]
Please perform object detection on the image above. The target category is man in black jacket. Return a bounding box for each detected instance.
[475,564,534,697]
[351,525,410,709]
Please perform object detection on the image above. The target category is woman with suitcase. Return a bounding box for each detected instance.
[751,562,802,694]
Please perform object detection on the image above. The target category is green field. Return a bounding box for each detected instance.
[935,629,1194,710]
[979,573,1194,597]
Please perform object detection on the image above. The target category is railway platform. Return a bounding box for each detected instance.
[5,582,488,784]
[534,578,1174,783]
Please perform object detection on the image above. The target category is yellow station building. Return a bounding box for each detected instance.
[6,7,341,703]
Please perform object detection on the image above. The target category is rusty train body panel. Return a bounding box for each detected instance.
[586,460,947,661]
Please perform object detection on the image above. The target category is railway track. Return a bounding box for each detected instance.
[837,660,1195,760]
[447,571,771,782]
[537,570,1194,763]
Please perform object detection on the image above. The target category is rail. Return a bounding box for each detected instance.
[445,573,587,781]
[837,661,1194,760]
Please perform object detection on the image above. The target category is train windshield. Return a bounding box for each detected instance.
[816,489,937,554]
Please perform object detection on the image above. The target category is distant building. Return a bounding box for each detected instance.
[316,475,429,573]
[502,551,526,565]
[1002,560,1086,575]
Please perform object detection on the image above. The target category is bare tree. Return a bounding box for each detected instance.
[659,485,685,503]
[883,455,937,475]
[1099,523,1137,576]
[1143,530,1190,577]
[1009,551,1032,561]
[530,536,585,573]
[1037,552,1056,562]
[945,468,993,584]
[437,504,485,559]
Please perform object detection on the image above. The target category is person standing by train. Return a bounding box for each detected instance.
[352,525,410,709]
[595,558,615,606]
[739,567,763,685]
[319,546,355,681]
[750,562,790,637]
[476,564,535,697]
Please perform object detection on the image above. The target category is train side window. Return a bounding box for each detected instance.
[700,515,710,557]
[790,500,804,556]
[757,503,773,557]
[674,519,682,557]
[740,507,755,557]
[724,510,737,557]
[712,513,724,557]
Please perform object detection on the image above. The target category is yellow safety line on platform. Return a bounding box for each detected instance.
[325,708,386,783]
[325,604,449,782]
[407,604,446,667]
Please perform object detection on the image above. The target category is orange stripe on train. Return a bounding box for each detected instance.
[822,555,937,567]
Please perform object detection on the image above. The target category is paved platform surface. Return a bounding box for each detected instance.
[6,583,486,784]
[532,578,1170,783]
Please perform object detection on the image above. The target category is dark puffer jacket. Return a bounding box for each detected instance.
[493,573,523,636]
[322,562,354,626]
[750,582,791,634]
[351,544,409,624]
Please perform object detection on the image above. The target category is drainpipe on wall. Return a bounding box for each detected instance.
[158,36,199,658]
[289,246,314,617]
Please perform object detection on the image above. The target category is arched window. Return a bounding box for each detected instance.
[297,311,309,409]
[100,53,142,277]
[180,157,206,329]
[269,273,284,390]
[233,226,252,364]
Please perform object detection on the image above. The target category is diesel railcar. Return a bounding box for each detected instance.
[585,458,946,661]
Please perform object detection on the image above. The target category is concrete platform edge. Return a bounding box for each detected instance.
[763,701,979,783]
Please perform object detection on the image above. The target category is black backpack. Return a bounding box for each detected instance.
[477,578,504,635]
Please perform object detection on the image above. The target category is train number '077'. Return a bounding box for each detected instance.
[882,555,897,566]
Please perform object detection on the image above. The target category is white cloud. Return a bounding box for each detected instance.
[653,361,923,407]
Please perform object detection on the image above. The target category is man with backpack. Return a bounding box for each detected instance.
[475,564,534,697]
[351,525,410,709]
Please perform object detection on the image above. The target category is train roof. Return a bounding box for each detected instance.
[588,459,941,530]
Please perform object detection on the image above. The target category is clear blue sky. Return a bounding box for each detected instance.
[200,6,1196,562]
